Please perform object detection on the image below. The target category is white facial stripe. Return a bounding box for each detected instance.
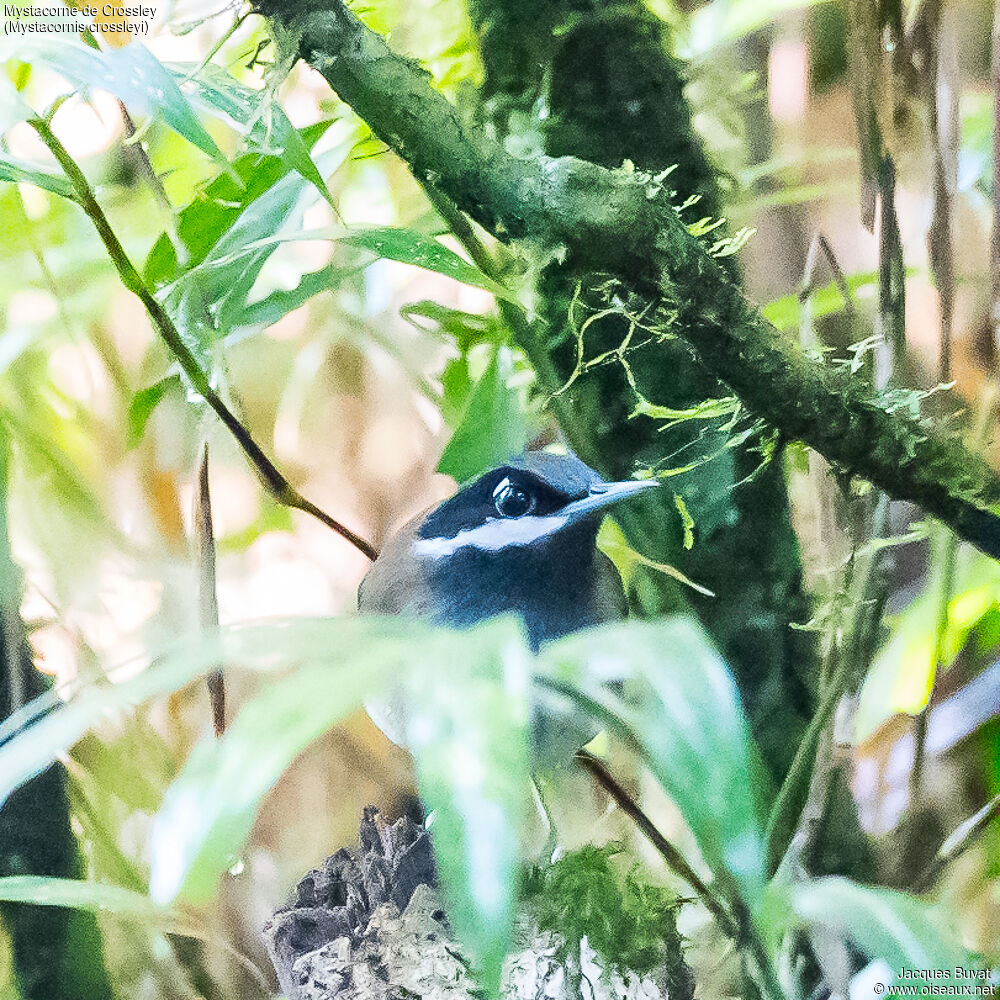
[413,514,570,558]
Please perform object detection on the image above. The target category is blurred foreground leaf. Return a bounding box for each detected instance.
[8,39,232,176]
[776,877,973,977]
[0,876,193,933]
[0,618,415,811]
[149,617,530,997]
[539,618,770,905]
[856,548,1000,740]
[149,658,389,903]
[403,620,531,997]
[687,0,834,55]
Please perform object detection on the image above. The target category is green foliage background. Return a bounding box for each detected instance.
[1,0,999,998]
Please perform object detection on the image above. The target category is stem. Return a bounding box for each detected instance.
[992,0,1000,355]
[574,750,739,939]
[29,115,378,563]
[765,658,850,875]
[916,792,1000,891]
[196,445,226,737]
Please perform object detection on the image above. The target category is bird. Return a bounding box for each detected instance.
[358,450,657,763]
[358,450,656,651]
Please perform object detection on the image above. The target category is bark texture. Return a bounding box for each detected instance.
[265,810,690,1000]
[467,0,814,780]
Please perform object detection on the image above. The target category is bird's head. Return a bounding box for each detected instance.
[412,451,657,560]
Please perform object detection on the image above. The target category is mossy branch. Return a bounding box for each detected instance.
[252,0,1000,560]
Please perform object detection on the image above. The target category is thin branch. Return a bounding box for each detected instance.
[250,0,1000,560]
[196,445,226,737]
[876,155,906,385]
[799,233,856,325]
[574,749,740,940]
[29,115,378,563]
[118,100,186,265]
[916,792,1000,891]
[765,657,850,876]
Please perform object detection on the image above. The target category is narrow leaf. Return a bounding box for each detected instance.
[178,63,336,206]
[438,347,530,483]
[403,620,531,998]
[0,618,416,811]
[340,227,516,302]
[126,375,179,448]
[539,618,770,903]
[232,264,348,329]
[150,657,386,903]
[18,39,233,176]
[0,153,75,199]
[0,876,192,932]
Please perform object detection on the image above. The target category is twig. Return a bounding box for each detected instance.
[799,233,856,324]
[118,101,186,265]
[29,115,378,563]
[876,155,905,385]
[915,792,1000,891]
[765,657,850,876]
[574,749,740,940]
[196,445,226,737]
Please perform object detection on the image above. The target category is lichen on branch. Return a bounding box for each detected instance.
[250,0,1000,560]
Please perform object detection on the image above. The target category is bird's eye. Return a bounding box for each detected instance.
[493,477,535,518]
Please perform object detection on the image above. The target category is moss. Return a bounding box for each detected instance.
[524,844,689,990]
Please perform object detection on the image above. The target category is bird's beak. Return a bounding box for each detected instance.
[561,478,659,523]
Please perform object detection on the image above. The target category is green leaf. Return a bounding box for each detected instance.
[72,732,169,815]
[630,394,739,426]
[0,876,192,933]
[126,375,180,449]
[762,271,881,331]
[401,621,531,997]
[673,494,695,550]
[150,657,388,904]
[157,144,346,360]
[0,618,415,811]
[775,877,973,976]
[438,347,530,482]
[960,92,993,197]
[230,263,357,331]
[176,62,336,206]
[16,39,233,177]
[539,618,770,903]
[0,152,74,199]
[855,549,1000,740]
[149,618,531,1000]
[340,227,516,302]
[400,300,507,423]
